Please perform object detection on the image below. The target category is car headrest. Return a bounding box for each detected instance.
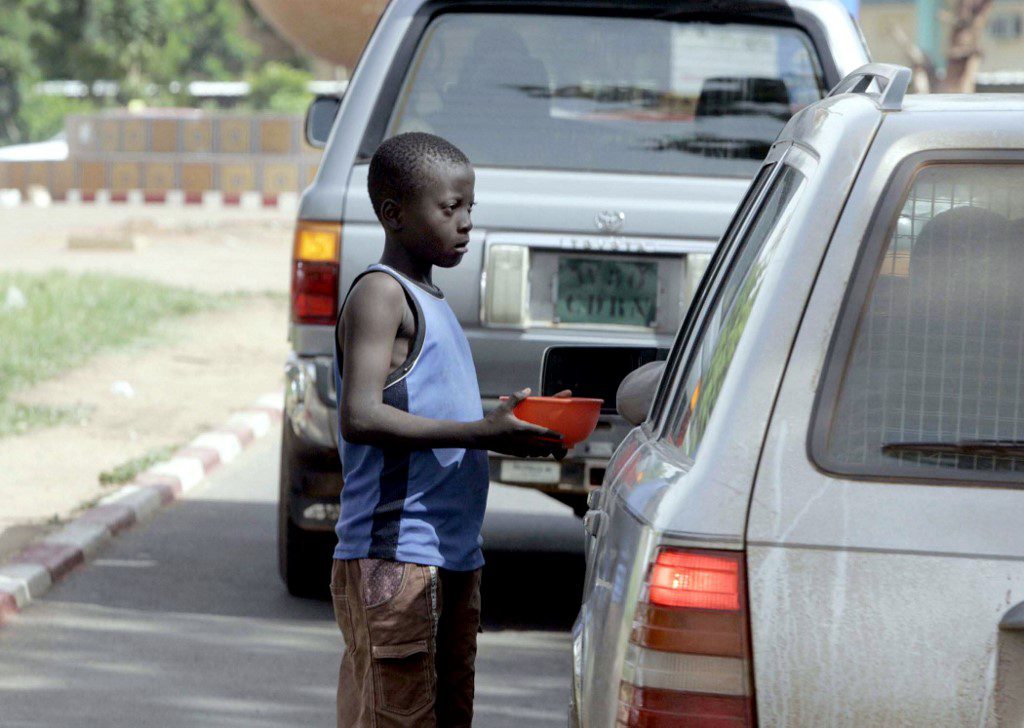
[908,205,1018,309]
[910,206,1010,273]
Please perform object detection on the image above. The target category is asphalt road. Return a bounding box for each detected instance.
[0,423,585,727]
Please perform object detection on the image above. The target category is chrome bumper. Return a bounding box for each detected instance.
[284,353,337,451]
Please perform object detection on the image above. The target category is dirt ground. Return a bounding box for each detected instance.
[0,203,295,561]
[2,204,293,293]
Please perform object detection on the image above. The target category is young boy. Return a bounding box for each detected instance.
[330,132,566,727]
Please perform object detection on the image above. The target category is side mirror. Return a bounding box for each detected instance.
[540,346,667,423]
[615,361,666,426]
[305,94,342,148]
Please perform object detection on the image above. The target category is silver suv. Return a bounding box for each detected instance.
[574,64,1024,726]
[280,0,869,596]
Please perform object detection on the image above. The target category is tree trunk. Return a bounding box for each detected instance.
[890,24,937,93]
[940,0,994,92]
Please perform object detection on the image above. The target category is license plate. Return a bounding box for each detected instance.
[556,257,657,326]
[499,459,561,484]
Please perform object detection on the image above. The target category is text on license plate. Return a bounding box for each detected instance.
[556,257,657,326]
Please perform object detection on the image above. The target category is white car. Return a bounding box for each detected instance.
[573,64,1024,726]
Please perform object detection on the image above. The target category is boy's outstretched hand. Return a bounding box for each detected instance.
[475,388,571,460]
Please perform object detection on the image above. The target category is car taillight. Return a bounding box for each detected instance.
[619,548,755,728]
[291,221,341,326]
[483,244,529,325]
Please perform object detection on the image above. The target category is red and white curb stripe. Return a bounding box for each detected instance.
[0,392,284,626]
[4,188,299,211]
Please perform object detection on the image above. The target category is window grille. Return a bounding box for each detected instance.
[826,164,1024,478]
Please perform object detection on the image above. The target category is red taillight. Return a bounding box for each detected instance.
[619,548,755,728]
[290,221,341,326]
[649,551,740,611]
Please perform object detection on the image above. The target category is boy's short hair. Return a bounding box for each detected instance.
[367,132,470,219]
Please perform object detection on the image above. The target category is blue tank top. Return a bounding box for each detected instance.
[332,264,489,571]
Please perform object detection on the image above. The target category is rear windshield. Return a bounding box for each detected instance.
[387,13,826,177]
[818,164,1024,482]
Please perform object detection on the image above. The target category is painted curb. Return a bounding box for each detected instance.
[0,393,283,627]
[43,522,111,560]
[40,189,300,211]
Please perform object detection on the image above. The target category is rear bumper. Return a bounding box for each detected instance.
[284,353,338,452]
[282,354,342,532]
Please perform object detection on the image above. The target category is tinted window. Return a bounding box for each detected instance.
[819,164,1024,480]
[388,13,825,176]
[650,163,775,424]
[669,165,806,456]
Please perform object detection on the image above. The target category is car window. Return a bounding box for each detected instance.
[667,164,806,456]
[387,13,825,177]
[650,163,776,425]
[816,164,1024,483]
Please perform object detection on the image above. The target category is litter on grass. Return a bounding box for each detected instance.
[2,286,26,311]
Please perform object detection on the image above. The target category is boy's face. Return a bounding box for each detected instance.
[394,162,475,269]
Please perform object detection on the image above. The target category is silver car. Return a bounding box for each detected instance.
[280,0,869,596]
[574,64,1024,726]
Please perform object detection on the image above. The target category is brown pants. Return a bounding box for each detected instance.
[330,558,481,727]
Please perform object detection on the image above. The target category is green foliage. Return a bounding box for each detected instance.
[20,92,97,142]
[247,61,313,113]
[173,0,258,80]
[0,0,59,143]
[1,0,279,142]
[69,0,257,102]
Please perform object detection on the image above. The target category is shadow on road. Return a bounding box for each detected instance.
[47,498,585,633]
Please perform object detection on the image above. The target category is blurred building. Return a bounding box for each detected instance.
[860,0,1024,90]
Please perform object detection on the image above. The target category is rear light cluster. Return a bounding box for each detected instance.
[483,244,529,325]
[619,549,755,727]
[291,221,342,326]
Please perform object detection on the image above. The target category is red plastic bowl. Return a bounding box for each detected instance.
[501,396,603,447]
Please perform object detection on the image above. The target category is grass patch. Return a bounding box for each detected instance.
[99,444,178,486]
[0,271,225,437]
[0,401,93,438]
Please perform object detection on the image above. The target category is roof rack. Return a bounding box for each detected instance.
[827,63,912,111]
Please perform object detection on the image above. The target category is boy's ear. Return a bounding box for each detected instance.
[380,198,403,231]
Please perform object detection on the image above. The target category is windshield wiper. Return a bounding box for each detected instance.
[881,439,1024,457]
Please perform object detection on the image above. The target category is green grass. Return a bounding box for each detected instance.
[99,444,179,486]
[0,271,225,438]
[0,401,93,438]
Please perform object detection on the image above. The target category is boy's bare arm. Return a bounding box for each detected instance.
[339,274,562,456]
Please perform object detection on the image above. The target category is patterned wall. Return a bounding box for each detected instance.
[0,110,323,201]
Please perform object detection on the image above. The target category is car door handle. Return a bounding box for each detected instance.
[1000,602,1024,632]
[583,510,602,538]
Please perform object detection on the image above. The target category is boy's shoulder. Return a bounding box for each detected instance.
[346,269,407,315]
